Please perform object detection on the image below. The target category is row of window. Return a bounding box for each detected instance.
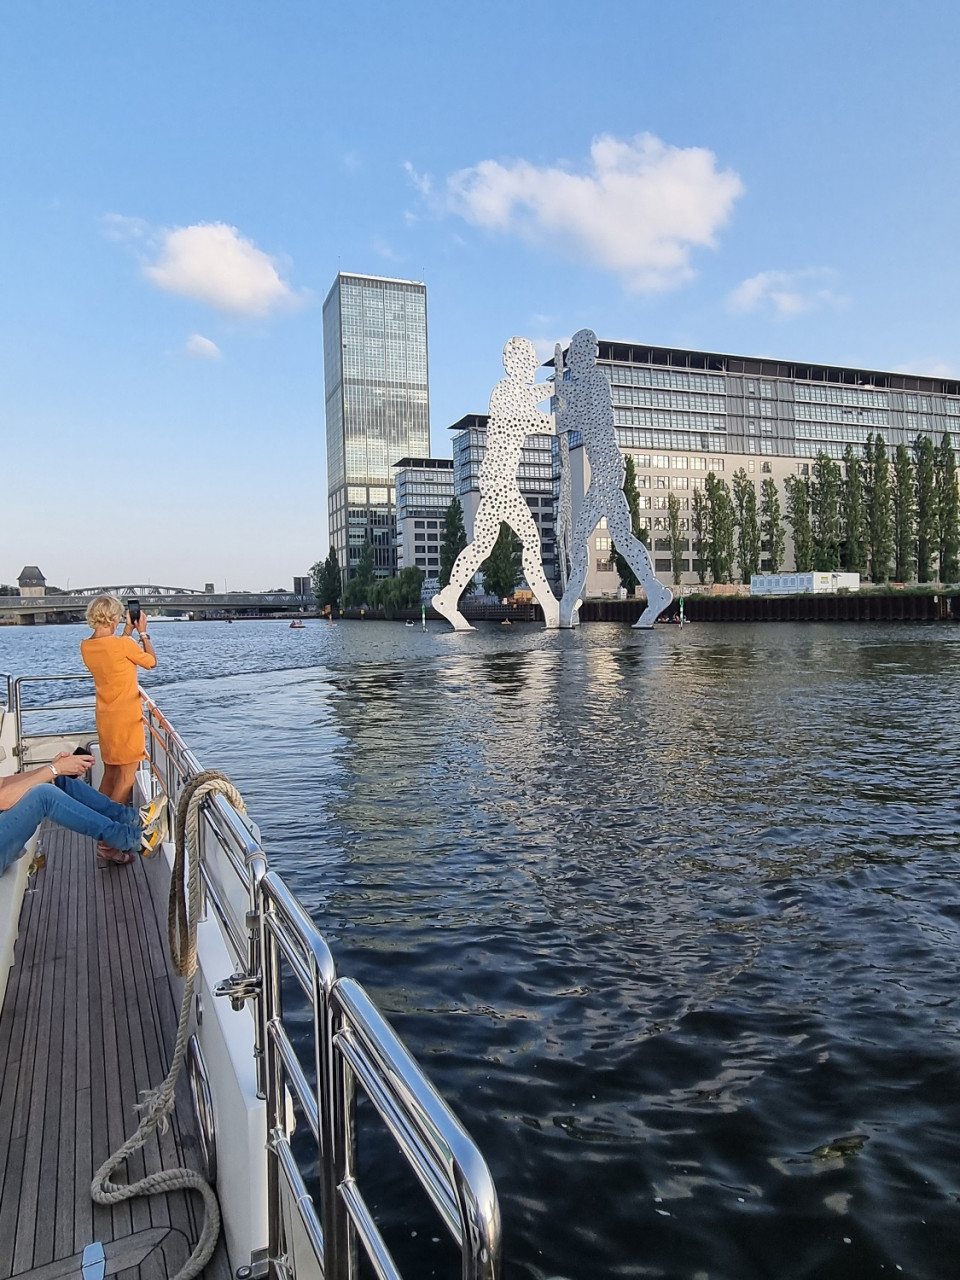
[615,426,729,453]
[614,407,728,434]
[610,386,726,414]
[795,384,888,409]
[793,403,889,426]
[606,365,726,395]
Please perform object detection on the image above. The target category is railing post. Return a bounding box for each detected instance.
[329,989,358,1280]
[262,909,285,1276]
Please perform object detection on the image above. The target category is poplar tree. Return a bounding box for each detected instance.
[840,445,867,575]
[732,468,760,582]
[914,434,938,583]
[691,488,709,584]
[439,497,467,589]
[481,523,523,599]
[936,431,960,582]
[705,472,735,583]
[760,477,785,573]
[784,474,813,572]
[810,452,842,570]
[892,443,916,583]
[343,541,376,606]
[612,455,650,592]
[867,434,893,583]
[667,493,684,585]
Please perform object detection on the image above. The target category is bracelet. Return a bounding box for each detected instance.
[140,634,150,641]
[48,763,58,778]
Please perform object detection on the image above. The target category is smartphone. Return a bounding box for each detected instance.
[126,597,141,625]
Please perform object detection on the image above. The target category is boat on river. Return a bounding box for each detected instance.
[0,672,501,1280]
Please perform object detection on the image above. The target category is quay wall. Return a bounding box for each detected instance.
[583,591,959,625]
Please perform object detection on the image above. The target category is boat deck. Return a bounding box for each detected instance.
[0,824,231,1280]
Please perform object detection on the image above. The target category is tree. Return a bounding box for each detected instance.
[892,444,915,583]
[370,567,424,618]
[666,493,684,585]
[612,454,650,592]
[810,451,842,570]
[732,469,761,582]
[310,546,342,612]
[913,434,937,583]
[760,477,785,573]
[936,431,960,583]
[481,523,523,599]
[866,434,893,583]
[840,445,867,575]
[439,498,467,589]
[343,541,376,606]
[704,472,735,583]
[691,488,709,584]
[784,474,813,572]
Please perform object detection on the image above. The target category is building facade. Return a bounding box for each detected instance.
[394,457,455,589]
[568,341,960,594]
[323,273,430,579]
[449,413,560,588]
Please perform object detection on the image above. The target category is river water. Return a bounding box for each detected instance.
[2,618,959,1280]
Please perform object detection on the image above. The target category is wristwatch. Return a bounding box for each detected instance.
[48,763,58,777]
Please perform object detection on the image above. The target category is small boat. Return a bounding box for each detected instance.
[289,619,305,629]
[405,619,415,627]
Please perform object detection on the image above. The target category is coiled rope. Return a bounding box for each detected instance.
[91,770,247,1280]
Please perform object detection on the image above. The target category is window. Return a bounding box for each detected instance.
[710,458,725,471]
[746,400,758,415]
[655,558,672,572]
[654,496,670,509]
[690,457,707,470]
[595,537,611,551]
[760,381,775,398]
[761,461,772,473]
[634,454,651,468]
[745,379,757,395]
[655,475,669,488]
[672,456,688,468]
[414,520,425,528]
[653,454,670,468]
[636,474,651,488]
[797,463,810,476]
[760,402,775,418]
[691,476,705,490]
[672,476,689,489]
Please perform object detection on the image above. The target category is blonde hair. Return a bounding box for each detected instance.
[86,594,125,629]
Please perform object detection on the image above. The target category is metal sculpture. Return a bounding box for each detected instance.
[556,329,673,629]
[432,338,560,630]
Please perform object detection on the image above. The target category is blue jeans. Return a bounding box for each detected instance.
[0,776,143,875]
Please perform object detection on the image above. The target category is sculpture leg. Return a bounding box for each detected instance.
[559,491,601,628]
[607,496,673,628]
[510,504,560,628]
[431,499,500,631]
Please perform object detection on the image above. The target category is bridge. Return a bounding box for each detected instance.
[0,585,315,625]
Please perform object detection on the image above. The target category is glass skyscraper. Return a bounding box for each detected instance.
[323,273,430,578]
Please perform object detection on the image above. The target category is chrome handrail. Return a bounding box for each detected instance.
[6,675,501,1280]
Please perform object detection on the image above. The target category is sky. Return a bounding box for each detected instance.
[3,0,960,590]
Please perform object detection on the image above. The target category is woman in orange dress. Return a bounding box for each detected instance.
[80,595,157,805]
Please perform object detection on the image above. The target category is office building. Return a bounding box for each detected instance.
[567,341,960,594]
[449,413,560,587]
[394,457,455,588]
[323,273,430,579]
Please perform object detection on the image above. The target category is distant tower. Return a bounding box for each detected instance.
[17,566,46,598]
[323,273,430,579]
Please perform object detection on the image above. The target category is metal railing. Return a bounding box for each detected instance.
[140,695,502,1280]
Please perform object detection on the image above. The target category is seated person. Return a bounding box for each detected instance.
[0,752,148,868]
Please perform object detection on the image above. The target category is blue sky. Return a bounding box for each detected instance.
[3,0,959,589]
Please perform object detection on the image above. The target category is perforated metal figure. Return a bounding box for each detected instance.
[556,328,673,629]
[432,337,560,630]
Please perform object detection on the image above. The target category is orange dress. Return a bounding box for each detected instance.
[80,635,157,765]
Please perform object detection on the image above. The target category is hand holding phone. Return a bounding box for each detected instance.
[126,597,141,626]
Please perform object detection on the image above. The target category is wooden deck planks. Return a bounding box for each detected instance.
[0,821,231,1280]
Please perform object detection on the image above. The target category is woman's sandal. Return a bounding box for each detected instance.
[96,841,135,867]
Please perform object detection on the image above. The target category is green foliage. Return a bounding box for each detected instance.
[310,547,342,612]
[368,567,424,619]
[760,477,785,573]
[481,523,523,599]
[342,542,376,607]
[784,474,813,572]
[865,434,893,583]
[810,452,842,570]
[439,498,467,589]
[892,444,915,582]
[691,488,709,584]
[612,455,649,590]
[666,493,684,585]
[0,584,17,596]
[840,446,867,575]
[936,432,960,582]
[705,472,735,583]
[732,469,761,582]
[913,434,937,583]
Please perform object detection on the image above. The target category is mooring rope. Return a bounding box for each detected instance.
[91,770,246,1280]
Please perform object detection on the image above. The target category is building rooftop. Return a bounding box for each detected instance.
[17,565,45,585]
[393,457,454,470]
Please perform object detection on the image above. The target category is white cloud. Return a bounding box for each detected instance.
[893,359,959,378]
[101,213,150,242]
[184,333,221,360]
[424,133,743,293]
[727,269,848,317]
[143,222,301,316]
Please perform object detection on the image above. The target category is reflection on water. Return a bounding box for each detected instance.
[3,619,960,1279]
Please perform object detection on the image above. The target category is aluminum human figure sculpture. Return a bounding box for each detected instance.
[556,328,673,629]
[432,337,560,631]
